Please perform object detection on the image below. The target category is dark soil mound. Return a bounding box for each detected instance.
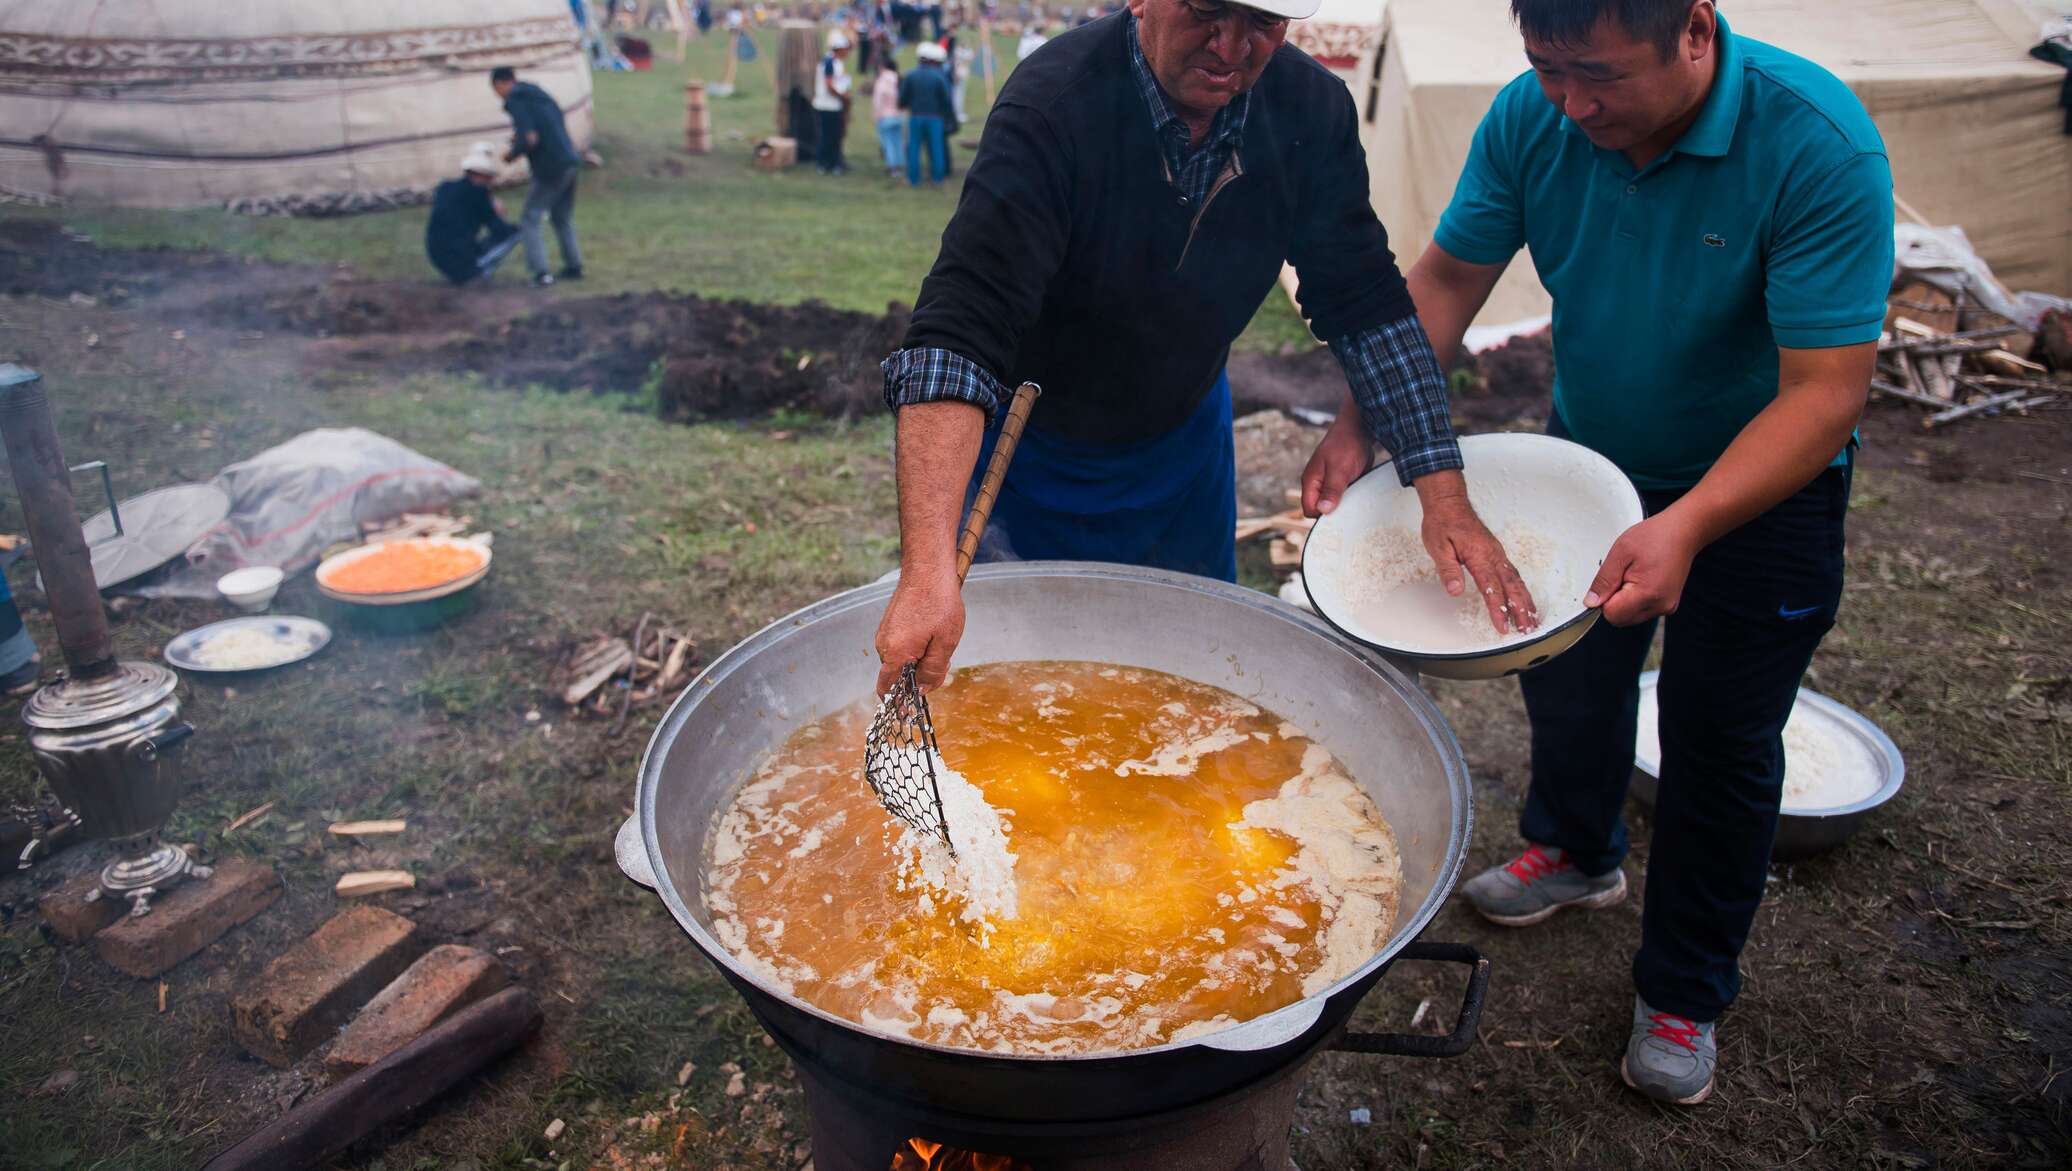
[0,220,264,305]
[1470,328,1554,400]
[1456,329,1555,431]
[1227,344,1344,416]
[431,293,908,419]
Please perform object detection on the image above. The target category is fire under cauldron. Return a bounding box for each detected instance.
[618,563,1489,1169]
[0,370,204,915]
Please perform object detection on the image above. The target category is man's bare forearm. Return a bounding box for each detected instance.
[1406,245,1508,370]
[1661,345,1872,549]
[894,401,987,579]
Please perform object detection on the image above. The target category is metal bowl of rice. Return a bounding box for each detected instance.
[1630,671,1905,860]
[1301,433,1643,681]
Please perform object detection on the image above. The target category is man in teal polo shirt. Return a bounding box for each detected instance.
[1303,0,1891,1105]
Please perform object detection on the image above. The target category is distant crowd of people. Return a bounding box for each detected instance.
[808,2,1103,180]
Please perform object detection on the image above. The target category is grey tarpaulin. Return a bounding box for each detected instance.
[122,428,479,599]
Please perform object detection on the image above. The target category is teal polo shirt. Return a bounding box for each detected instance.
[1434,17,1894,489]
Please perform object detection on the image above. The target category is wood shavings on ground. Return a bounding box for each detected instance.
[555,616,699,727]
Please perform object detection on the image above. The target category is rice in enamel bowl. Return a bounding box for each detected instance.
[1636,690,1881,811]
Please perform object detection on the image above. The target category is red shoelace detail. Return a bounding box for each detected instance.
[1647,1012,1704,1052]
[1504,845,1569,883]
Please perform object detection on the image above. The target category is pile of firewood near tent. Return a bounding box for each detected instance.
[1873,281,2070,429]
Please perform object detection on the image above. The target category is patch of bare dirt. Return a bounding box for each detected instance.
[16,233,912,423]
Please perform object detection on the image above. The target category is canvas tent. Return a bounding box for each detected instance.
[1363,0,2072,326]
[0,0,594,214]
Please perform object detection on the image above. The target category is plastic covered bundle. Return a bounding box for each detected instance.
[128,428,478,598]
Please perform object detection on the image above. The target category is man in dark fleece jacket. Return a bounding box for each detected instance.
[491,67,585,287]
[872,1,1536,694]
[424,143,519,285]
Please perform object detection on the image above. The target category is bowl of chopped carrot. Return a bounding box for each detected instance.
[316,536,492,608]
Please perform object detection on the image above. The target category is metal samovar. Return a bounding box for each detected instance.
[1,368,206,916]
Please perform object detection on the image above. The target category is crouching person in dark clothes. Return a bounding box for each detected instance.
[425,143,519,286]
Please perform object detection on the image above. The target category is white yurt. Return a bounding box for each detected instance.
[0,0,595,214]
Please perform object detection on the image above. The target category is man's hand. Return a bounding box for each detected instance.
[1299,398,1373,517]
[874,566,965,695]
[1416,471,1539,635]
[880,399,986,694]
[1583,513,1702,627]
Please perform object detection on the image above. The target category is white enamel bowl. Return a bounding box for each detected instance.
[216,565,284,613]
[1302,432,1643,681]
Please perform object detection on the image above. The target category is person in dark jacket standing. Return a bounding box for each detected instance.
[899,41,955,185]
[872,2,1537,694]
[491,66,585,287]
[424,143,520,285]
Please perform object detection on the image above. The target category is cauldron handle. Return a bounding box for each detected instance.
[1329,941,1489,1059]
[615,815,658,889]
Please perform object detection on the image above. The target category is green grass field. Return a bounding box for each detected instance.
[41,27,1314,351]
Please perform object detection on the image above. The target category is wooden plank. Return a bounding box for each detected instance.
[328,820,406,837]
[201,986,542,1171]
[226,801,277,834]
[1887,282,1956,336]
[1926,391,2027,429]
[1870,379,1951,409]
[1893,321,1956,399]
[1964,374,2064,391]
[1877,325,2020,352]
[335,871,416,898]
[560,642,634,706]
[1979,349,2048,377]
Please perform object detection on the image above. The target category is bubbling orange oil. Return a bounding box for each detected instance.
[705,662,1400,1054]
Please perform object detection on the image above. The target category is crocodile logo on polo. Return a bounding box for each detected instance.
[1703,234,1727,248]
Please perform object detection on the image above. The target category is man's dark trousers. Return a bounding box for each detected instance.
[817,110,846,172]
[1517,417,1850,1024]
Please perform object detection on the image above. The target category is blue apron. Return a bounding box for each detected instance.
[966,371,1237,582]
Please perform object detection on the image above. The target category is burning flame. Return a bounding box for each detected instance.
[893,1137,1031,1171]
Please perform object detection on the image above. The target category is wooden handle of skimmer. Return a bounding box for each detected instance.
[954,381,1041,584]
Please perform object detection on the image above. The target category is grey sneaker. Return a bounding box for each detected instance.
[1622,995,1717,1105]
[1460,844,1626,927]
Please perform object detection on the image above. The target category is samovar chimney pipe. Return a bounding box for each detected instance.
[0,370,116,678]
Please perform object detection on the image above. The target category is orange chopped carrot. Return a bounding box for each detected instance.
[327,540,484,594]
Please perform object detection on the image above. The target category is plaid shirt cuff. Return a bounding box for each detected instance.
[882,347,1007,424]
[1329,316,1463,486]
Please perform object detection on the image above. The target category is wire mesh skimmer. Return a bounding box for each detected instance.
[863,381,1040,853]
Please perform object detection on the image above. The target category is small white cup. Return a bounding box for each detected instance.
[217,566,285,613]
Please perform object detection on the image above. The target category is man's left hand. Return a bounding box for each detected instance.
[1584,512,1702,627]
[1418,473,1539,635]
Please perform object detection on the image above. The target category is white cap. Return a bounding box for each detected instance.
[916,41,947,62]
[827,29,853,50]
[1240,0,1321,19]
[460,141,502,175]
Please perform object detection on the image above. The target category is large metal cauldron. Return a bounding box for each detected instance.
[617,563,1486,1124]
